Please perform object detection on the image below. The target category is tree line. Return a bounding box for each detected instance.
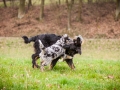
[2,0,120,30]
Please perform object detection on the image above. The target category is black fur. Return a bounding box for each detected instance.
[22,34,83,69]
[22,34,61,68]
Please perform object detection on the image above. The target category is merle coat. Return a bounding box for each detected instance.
[22,34,82,69]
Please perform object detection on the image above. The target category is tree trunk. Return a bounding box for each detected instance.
[78,0,82,22]
[3,0,7,7]
[66,0,74,30]
[28,0,32,9]
[88,0,92,3]
[18,0,25,19]
[67,6,71,30]
[39,0,45,20]
[10,0,15,7]
[115,0,120,21]
[29,0,32,6]
[58,0,61,5]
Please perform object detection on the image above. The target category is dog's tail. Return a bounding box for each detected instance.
[22,36,37,44]
[22,36,29,44]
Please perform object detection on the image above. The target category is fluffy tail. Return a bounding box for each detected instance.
[22,36,30,44]
[22,36,37,44]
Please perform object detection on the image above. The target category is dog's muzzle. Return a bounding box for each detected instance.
[77,49,81,55]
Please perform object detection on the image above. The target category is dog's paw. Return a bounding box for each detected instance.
[40,66,44,72]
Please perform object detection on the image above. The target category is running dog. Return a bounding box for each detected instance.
[22,34,84,70]
[38,34,73,71]
[22,34,61,68]
[50,35,84,70]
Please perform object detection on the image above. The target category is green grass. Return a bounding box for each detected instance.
[0,37,120,90]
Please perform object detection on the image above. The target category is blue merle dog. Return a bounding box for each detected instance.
[38,34,73,71]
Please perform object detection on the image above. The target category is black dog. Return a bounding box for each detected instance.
[22,34,61,68]
[22,34,83,69]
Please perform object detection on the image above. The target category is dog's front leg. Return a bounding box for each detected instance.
[65,59,75,69]
[40,61,45,72]
[49,58,59,70]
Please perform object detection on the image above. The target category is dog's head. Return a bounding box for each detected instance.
[65,35,84,56]
[60,34,73,45]
[73,35,84,55]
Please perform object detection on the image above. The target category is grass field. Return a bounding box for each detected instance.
[0,37,120,90]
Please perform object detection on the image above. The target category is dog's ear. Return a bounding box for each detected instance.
[74,35,84,45]
[78,35,84,45]
[73,38,80,45]
[77,37,81,43]
[61,34,68,43]
[63,34,69,40]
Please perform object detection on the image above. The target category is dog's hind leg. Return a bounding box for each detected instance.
[32,54,40,68]
[65,59,75,69]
